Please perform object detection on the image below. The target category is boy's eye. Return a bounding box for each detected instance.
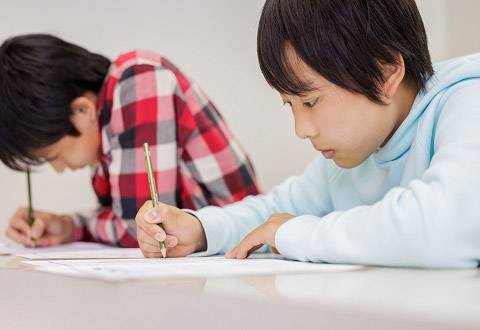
[303,98,319,108]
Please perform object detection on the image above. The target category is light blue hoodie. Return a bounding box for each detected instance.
[192,53,480,268]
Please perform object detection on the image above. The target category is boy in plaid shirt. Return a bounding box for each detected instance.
[0,34,259,247]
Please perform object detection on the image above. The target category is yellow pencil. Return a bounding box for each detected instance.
[143,143,167,258]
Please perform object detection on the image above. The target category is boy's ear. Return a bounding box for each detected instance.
[70,93,97,130]
[381,52,406,103]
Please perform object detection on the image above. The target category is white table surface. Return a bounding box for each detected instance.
[0,255,478,330]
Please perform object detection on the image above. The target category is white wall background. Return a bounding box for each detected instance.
[0,0,479,232]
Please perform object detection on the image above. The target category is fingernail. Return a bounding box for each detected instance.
[145,209,159,222]
[154,232,165,242]
[167,240,176,247]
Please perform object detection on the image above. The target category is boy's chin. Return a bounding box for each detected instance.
[332,154,366,169]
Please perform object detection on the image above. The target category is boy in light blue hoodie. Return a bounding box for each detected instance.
[134,0,480,268]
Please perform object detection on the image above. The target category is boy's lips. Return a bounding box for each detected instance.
[313,143,336,159]
[319,149,336,159]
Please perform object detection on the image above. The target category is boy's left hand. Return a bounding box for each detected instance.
[225,213,295,259]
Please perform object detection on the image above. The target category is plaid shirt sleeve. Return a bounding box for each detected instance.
[71,52,260,247]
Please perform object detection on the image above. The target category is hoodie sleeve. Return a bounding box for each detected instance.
[190,156,334,256]
[275,81,480,268]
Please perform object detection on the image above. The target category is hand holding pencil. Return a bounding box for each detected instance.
[137,143,207,258]
[4,170,76,247]
[135,200,207,258]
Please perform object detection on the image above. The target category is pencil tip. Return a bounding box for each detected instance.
[161,248,167,258]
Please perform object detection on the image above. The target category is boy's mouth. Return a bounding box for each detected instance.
[319,149,335,159]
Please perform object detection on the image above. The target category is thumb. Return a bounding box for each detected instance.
[31,218,46,240]
[144,202,178,226]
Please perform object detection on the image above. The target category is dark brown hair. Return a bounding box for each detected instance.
[0,34,110,170]
[257,0,434,103]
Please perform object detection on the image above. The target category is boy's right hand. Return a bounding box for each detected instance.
[5,208,75,247]
[135,201,207,258]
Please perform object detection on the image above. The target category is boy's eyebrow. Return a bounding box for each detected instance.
[281,86,328,102]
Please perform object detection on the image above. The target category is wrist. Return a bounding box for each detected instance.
[191,214,207,253]
[196,223,207,253]
[182,209,208,253]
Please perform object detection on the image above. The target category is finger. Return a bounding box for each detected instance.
[35,238,51,247]
[139,240,161,253]
[226,237,250,259]
[14,207,29,218]
[164,235,178,248]
[31,218,46,240]
[226,242,251,259]
[137,220,167,243]
[36,235,64,247]
[226,231,264,259]
[227,243,264,259]
[143,203,178,229]
[225,245,240,259]
[245,244,264,258]
[137,227,162,247]
[143,204,164,224]
[136,202,170,239]
[139,234,178,252]
[5,227,36,247]
[135,200,153,225]
[9,216,32,237]
[137,227,177,250]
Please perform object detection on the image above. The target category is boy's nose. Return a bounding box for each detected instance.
[294,113,317,140]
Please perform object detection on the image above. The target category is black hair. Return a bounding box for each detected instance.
[0,34,111,170]
[257,0,434,103]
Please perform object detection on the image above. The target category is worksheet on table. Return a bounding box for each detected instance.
[0,241,144,259]
[23,255,364,282]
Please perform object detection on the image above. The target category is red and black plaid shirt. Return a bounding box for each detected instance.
[72,50,260,247]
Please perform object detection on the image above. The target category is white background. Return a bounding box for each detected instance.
[0,0,479,232]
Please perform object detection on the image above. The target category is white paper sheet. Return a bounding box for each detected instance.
[0,241,12,255]
[23,255,364,282]
[1,242,144,259]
